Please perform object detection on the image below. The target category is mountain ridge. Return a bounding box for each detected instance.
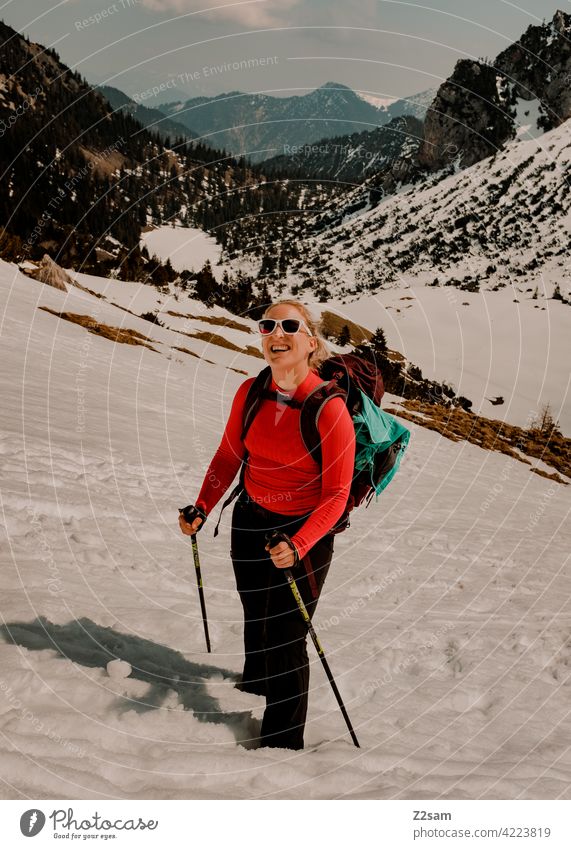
[157,81,433,162]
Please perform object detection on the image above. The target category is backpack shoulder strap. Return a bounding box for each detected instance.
[300,380,348,462]
[240,365,272,441]
[213,367,272,538]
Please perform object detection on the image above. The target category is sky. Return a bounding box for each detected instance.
[2,0,568,104]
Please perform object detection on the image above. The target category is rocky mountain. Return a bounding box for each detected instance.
[418,10,571,172]
[97,85,197,145]
[417,59,516,172]
[159,82,387,162]
[495,9,571,132]
[383,88,438,123]
[256,12,571,203]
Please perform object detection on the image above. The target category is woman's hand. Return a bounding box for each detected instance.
[178,505,206,536]
[265,538,299,569]
[179,513,203,535]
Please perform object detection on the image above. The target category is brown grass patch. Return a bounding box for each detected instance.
[530,468,568,484]
[39,307,159,351]
[172,346,216,365]
[172,346,246,374]
[385,350,405,362]
[166,310,252,333]
[110,302,141,317]
[195,314,252,333]
[173,346,200,359]
[71,280,106,299]
[385,400,570,482]
[187,330,263,358]
[320,311,372,345]
[79,146,126,178]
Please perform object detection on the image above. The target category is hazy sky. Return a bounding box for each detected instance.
[3,0,568,103]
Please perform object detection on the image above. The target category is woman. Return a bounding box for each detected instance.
[179,299,356,750]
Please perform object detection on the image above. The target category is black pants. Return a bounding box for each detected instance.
[230,491,335,750]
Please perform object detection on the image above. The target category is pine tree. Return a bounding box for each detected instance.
[529,403,562,438]
[370,327,388,354]
[194,260,217,302]
[337,324,351,346]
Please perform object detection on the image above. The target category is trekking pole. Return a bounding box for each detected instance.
[180,507,211,653]
[190,533,211,653]
[266,532,360,748]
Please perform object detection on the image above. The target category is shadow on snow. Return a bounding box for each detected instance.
[0,616,260,749]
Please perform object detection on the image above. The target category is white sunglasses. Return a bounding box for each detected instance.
[258,318,313,336]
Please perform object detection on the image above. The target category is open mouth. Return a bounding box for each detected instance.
[270,345,290,353]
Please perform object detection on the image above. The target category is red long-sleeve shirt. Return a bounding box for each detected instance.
[195,369,356,560]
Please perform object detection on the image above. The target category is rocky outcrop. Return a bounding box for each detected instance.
[22,254,73,291]
[495,9,571,130]
[417,59,515,172]
[417,10,571,172]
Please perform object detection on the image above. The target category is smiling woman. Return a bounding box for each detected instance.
[179,299,356,750]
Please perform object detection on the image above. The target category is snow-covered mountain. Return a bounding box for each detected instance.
[211,11,571,289]
[355,88,437,123]
[1,256,570,798]
[280,118,571,301]
[356,92,398,110]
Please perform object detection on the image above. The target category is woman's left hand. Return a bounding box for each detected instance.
[265,539,298,569]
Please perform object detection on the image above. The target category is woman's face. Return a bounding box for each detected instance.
[261,305,317,373]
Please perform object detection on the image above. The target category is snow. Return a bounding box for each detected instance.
[356,91,397,111]
[514,97,543,140]
[107,660,132,680]
[326,285,571,435]
[1,260,570,799]
[285,118,571,307]
[141,225,223,280]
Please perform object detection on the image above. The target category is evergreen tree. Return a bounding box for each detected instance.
[194,260,217,302]
[337,324,351,346]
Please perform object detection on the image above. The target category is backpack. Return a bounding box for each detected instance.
[212,353,410,537]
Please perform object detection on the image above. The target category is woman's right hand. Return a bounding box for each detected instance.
[179,514,203,535]
[178,505,206,535]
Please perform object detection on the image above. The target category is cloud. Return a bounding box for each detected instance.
[140,0,303,28]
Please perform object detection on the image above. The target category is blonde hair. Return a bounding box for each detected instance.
[263,299,332,371]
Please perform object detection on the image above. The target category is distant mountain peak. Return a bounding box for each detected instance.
[319,81,353,91]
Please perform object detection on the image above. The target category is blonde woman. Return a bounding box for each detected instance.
[179,300,356,750]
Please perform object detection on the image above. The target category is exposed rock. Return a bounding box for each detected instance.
[417,10,571,173]
[22,254,73,291]
[417,60,515,172]
[495,9,571,131]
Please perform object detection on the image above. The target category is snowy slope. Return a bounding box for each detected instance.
[141,225,570,436]
[141,226,223,279]
[1,261,570,799]
[356,92,397,110]
[286,119,571,297]
[326,285,571,435]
